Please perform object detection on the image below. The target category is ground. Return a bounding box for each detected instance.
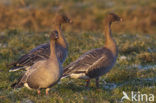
[0,0,156,103]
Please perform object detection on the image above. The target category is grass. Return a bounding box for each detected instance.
[0,29,156,103]
[0,0,155,34]
[0,0,156,103]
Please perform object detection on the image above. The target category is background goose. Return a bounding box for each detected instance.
[8,14,72,72]
[12,31,63,95]
[63,13,122,87]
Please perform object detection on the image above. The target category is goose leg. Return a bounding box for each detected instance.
[46,88,50,95]
[96,77,99,88]
[86,79,90,87]
[37,89,41,95]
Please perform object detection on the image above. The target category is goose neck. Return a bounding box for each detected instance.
[50,39,57,59]
[104,21,118,57]
[54,24,68,49]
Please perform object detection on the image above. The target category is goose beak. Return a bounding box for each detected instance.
[56,35,59,39]
[69,19,73,24]
[120,17,123,22]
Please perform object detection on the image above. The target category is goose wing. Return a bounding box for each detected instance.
[63,47,113,76]
[12,60,45,88]
[9,43,50,72]
[9,42,67,72]
[17,43,50,66]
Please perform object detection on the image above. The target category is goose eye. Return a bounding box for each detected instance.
[63,16,67,21]
[64,16,69,22]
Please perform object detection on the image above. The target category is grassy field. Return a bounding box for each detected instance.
[0,0,156,103]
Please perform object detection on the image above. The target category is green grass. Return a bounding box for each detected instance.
[0,29,156,103]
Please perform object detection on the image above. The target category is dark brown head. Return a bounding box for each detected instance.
[50,31,59,41]
[55,14,72,25]
[106,13,122,23]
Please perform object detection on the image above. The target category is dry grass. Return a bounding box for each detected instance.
[0,0,155,34]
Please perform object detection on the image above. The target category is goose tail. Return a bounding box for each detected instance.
[9,66,25,72]
[6,62,24,72]
[61,74,69,80]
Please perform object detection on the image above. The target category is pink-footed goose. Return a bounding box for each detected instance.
[8,14,72,72]
[63,13,122,87]
[12,31,63,95]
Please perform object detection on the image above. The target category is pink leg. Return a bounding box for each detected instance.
[46,88,50,95]
[37,89,41,95]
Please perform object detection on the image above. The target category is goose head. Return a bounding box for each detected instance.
[106,13,123,24]
[55,14,72,25]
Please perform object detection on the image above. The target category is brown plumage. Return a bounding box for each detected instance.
[12,31,63,95]
[8,14,72,72]
[63,13,122,87]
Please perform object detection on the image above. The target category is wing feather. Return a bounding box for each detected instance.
[64,47,113,77]
[17,43,50,66]
[12,60,45,88]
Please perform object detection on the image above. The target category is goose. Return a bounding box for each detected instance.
[8,14,72,72]
[12,31,63,95]
[63,13,122,87]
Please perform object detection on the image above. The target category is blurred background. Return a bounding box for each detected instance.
[0,0,155,34]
